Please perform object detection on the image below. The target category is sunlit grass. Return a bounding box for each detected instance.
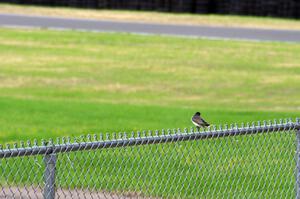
[0,28,299,143]
[0,27,299,198]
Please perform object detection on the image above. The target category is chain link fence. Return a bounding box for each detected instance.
[0,118,299,198]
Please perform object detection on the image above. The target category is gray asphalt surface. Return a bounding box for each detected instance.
[0,13,300,42]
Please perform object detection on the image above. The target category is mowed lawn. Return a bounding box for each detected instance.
[0,28,299,198]
[0,28,299,143]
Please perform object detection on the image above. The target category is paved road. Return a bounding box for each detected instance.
[1,13,300,42]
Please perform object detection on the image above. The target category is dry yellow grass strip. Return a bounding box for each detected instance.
[0,3,300,30]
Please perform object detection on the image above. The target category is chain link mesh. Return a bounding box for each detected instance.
[0,119,299,198]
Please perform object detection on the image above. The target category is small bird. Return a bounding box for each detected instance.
[191,112,210,131]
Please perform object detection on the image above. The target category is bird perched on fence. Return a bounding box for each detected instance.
[191,112,210,131]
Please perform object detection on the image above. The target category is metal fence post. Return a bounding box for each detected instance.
[44,153,57,199]
[297,118,300,199]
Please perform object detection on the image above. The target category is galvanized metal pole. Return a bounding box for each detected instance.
[297,117,300,199]
[43,153,57,199]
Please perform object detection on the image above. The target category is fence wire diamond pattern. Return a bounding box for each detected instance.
[0,118,299,198]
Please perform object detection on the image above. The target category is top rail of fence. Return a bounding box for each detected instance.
[0,118,299,159]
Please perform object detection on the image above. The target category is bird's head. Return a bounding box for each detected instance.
[195,112,201,116]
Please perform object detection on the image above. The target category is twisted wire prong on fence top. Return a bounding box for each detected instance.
[0,118,299,159]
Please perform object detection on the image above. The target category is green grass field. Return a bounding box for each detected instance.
[0,28,299,143]
[0,27,299,198]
